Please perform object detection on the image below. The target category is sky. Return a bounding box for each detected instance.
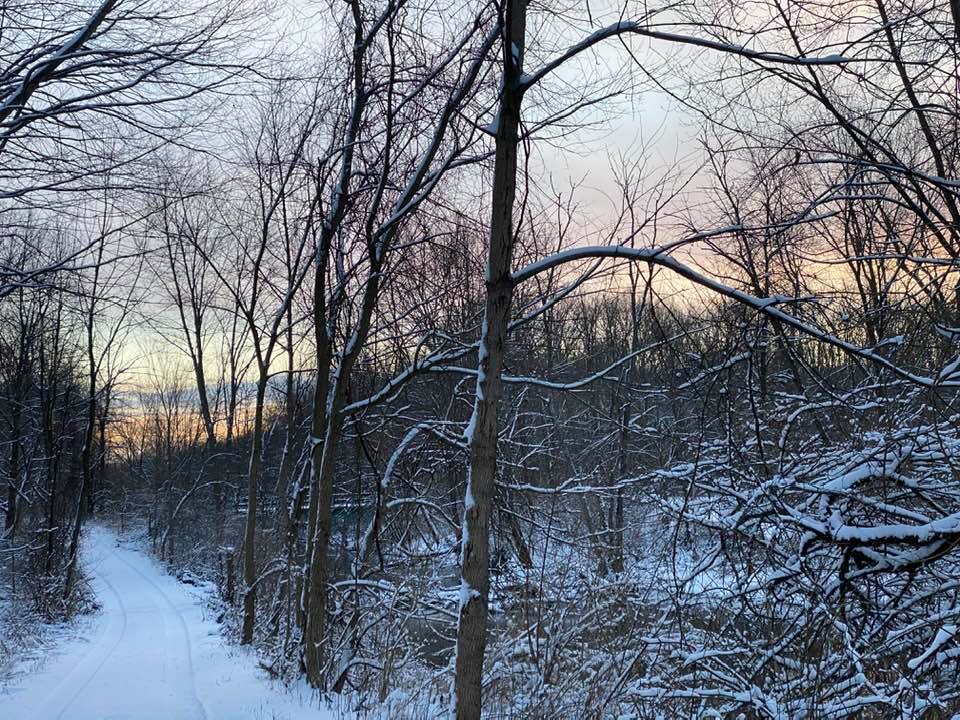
[116,0,720,395]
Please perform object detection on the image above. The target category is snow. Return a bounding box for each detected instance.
[907,625,957,671]
[0,526,344,720]
[519,20,850,89]
[938,354,960,383]
[463,407,478,444]
[457,580,480,611]
[480,114,500,136]
[511,244,952,388]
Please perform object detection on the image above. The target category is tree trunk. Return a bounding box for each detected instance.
[240,376,268,644]
[63,386,95,600]
[302,261,332,677]
[303,271,383,687]
[5,407,20,531]
[302,390,343,687]
[453,1,526,716]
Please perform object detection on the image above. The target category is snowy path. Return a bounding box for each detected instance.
[1,526,339,720]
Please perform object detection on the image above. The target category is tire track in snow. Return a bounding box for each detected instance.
[2,527,336,720]
[52,571,129,720]
[108,545,209,720]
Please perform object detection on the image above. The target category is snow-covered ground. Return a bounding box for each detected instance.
[0,526,344,720]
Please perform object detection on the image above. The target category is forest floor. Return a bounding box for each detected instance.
[0,525,344,720]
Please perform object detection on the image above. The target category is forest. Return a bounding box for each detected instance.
[2,0,960,718]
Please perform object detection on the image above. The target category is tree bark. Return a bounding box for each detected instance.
[453,1,527,715]
[302,244,333,681]
[63,306,97,601]
[240,376,268,644]
[5,403,21,532]
[303,264,384,687]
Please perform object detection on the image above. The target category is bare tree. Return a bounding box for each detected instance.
[0,0,252,296]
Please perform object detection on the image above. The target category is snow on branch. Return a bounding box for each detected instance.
[512,243,955,388]
[520,20,850,91]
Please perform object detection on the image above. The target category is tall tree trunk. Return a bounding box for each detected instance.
[92,388,111,518]
[302,383,344,687]
[274,319,297,534]
[269,321,298,641]
[5,405,21,531]
[63,320,98,600]
[453,1,526,715]
[301,254,332,650]
[241,376,268,644]
[303,267,384,687]
[301,27,375,673]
